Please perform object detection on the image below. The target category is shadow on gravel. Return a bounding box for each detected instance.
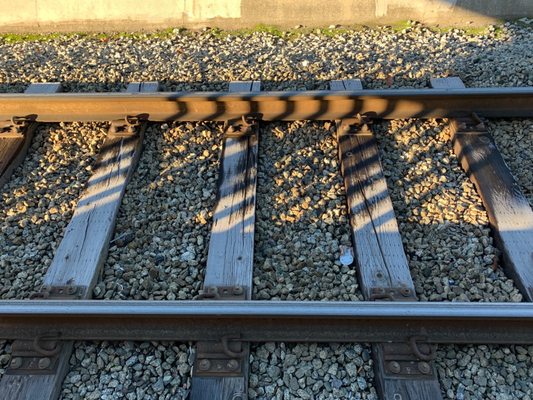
[0,22,530,93]
[373,118,525,303]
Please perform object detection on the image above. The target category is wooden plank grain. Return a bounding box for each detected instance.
[0,82,159,400]
[0,137,23,182]
[431,77,533,301]
[42,82,159,292]
[453,133,533,300]
[339,129,415,297]
[42,134,140,290]
[191,81,260,400]
[203,80,260,289]
[332,79,443,400]
[334,79,414,297]
[0,83,62,188]
[0,83,65,400]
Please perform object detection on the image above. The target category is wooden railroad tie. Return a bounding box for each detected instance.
[331,79,443,400]
[0,83,62,188]
[431,77,533,301]
[191,80,261,400]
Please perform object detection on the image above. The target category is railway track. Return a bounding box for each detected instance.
[0,77,532,400]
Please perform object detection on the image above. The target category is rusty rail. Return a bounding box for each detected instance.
[1,87,533,122]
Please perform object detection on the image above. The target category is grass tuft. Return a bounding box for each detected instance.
[0,20,519,44]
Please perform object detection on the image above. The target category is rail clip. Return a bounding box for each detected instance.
[0,116,32,138]
[108,115,145,136]
[224,115,259,138]
[6,333,63,375]
[194,286,247,377]
[379,337,437,379]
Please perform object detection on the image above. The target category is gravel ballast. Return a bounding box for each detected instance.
[253,121,360,302]
[376,119,523,302]
[0,123,106,299]
[0,20,532,399]
[62,342,192,400]
[95,122,221,301]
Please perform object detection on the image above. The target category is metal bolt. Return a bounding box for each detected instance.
[38,357,51,370]
[418,361,431,375]
[233,286,243,296]
[226,359,239,371]
[388,361,401,374]
[10,357,22,369]
[198,359,211,371]
[400,288,411,297]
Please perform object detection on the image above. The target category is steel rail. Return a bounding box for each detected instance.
[1,88,533,122]
[1,300,533,344]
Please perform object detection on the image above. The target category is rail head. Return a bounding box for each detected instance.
[1,300,532,345]
[1,87,533,122]
[0,299,532,317]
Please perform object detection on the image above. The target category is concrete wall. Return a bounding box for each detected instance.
[0,0,532,33]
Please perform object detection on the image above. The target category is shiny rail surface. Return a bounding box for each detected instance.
[1,301,533,344]
[1,88,533,122]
